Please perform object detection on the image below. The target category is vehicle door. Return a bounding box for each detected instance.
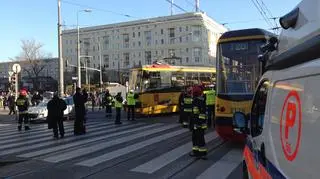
[245,79,272,178]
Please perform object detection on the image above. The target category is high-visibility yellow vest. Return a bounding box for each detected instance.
[127,93,135,105]
[204,90,216,105]
[115,100,123,108]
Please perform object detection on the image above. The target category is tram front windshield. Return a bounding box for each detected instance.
[217,40,264,95]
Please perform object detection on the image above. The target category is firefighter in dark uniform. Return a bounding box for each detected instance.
[189,85,208,159]
[16,89,30,131]
[104,89,113,118]
[181,87,193,130]
[203,85,216,128]
[114,92,123,124]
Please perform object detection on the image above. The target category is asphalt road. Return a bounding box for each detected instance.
[0,109,243,179]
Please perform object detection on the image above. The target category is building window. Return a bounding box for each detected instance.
[123,34,129,48]
[138,41,141,47]
[186,26,189,31]
[155,51,158,56]
[66,40,68,44]
[179,27,182,32]
[186,57,189,63]
[186,36,189,42]
[186,48,189,52]
[133,32,135,38]
[169,28,175,38]
[193,47,201,62]
[145,31,151,46]
[103,54,109,68]
[161,39,164,44]
[145,51,151,64]
[179,37,182,43]
[138,32,141,37]
[170,38,175,44]
[139,52,141,57]
[103,36,109,49]
[113,61,115,67]
[93,45,96,52]
[124,53,130,67]
[192,25,201,42]
[155,40,158,45]
[168,49,175,57]
[133,42,136,47]
[161,29,164,35]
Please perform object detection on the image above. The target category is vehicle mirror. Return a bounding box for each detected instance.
[233,112,249,134]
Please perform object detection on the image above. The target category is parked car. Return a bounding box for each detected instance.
[28,97,75,121]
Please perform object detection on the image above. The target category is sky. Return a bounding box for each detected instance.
[0,0,301,61]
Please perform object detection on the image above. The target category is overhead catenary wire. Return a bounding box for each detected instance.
[61,0,138,19]
[165,0,188,13]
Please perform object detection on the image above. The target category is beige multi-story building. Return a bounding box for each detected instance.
[62,12,227,82]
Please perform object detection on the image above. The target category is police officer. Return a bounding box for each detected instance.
[189,85,208,159]
[104,89,113,118]
[16,89,30,131]
[204,85,216,128]
[114,92,123,124]
[126,90,136,121]
[182,87,193,129]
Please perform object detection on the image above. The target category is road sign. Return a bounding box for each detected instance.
[8,71,14,76]
[280,90,302,162]
[12,64,21,73]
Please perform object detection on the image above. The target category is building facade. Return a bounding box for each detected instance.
[62,12,227,82]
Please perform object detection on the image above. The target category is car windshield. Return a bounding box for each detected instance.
[37,101,48,107]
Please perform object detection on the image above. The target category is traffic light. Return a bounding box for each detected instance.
[10,74,16,85]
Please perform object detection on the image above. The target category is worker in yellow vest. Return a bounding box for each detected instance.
[126,90,136,121]
[204,85,216,128]
[114,92,123,124]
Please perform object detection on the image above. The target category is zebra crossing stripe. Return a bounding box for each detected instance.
[0,124,11,127]
[0,122,102,140]
[196,149,243,179]
[0,122,118,150]
[43,124,180,163]
[76,128,187,167]
[0,121,101,136]
[17,123,162,158]
[131,132,218,174]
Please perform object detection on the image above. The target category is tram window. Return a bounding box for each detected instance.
[250,80,269,137]
[199,73,213,84]
[186,72,199,86]
[172,72,185,87]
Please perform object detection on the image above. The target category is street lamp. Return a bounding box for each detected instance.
[77,9,92,88]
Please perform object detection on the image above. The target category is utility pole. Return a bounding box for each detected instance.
[98,41,103,91]
[195,0,200,12]
[77,13,81,88]
[57,0,64,96]
[171,0,174,15]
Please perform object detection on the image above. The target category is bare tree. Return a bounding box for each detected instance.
[12,39,51,90]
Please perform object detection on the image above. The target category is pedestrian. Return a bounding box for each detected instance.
[203,85,216,128]
[31,91,43,106]
[47,92,67,139]
[16,89,30,131]
[189,85,208,160]
[8,93,15,115]
[126,89,136,121]
[91,92,96,112]
[73,87,87,135]
[104,89,113,118]
[114,92,123,124]
[178,89,185,124]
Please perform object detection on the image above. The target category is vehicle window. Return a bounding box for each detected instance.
[250,80,269,137]
[171,72,185,87]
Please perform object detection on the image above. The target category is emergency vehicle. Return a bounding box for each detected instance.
[232,0,320,178]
